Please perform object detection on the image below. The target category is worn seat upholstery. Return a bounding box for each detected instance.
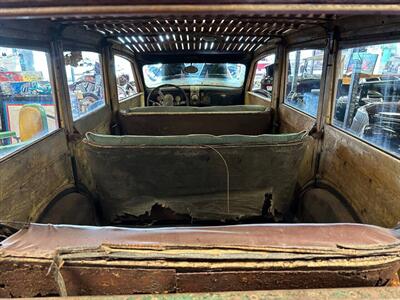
[0,223,399,296]
[83,131,308,223]
[118,105,272,135]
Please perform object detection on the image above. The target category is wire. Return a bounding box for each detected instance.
[202,145,230,214]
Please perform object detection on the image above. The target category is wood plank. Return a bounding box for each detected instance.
[61,267,176,295]
[1,258,398,297]
[176,268,399,293]
[0,260,176,297]
[319,126,400,227]
[118,93,143,111]
[245,92,271,107]
[279,104,316,186]
[1,4,400,19]
[0,130,74,222]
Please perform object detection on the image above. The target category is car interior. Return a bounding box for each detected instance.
[0,1,400,297]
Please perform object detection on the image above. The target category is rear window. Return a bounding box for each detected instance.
[143,63,246,88]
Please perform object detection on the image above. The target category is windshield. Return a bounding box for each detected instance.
[143,63,246,88]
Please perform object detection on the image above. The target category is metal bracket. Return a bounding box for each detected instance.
[309,123,324,140]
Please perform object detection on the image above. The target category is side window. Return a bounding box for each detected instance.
[64,51,105,120]
[114,55,137,101]
[252,54,276,99]
[0,47,58,159]
[285,49,324,117]
[333,43,400,158]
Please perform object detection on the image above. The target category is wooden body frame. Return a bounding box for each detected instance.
[0,5,398,228]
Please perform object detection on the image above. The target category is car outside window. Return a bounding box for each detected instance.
[0,47,58,159]
[285,49,324,117]
[64,51,105,120]
[333,43,400,158]
[114,55,137,102]
[252,54,276,99]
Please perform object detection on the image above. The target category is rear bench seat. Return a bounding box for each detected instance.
[83,131,308,223]
[1,223,399,296]
[118,105,272,135]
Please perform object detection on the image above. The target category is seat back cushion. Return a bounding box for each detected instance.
[119,105,272,135]
[84,132,308,223]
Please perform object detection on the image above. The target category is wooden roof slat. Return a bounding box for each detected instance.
[79,13,332,53]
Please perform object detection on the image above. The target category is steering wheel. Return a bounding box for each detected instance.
[147,84,189,106]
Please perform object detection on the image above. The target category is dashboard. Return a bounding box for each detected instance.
[146,86,243,106]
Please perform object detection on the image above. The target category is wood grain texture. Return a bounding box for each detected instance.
[245,92,271,107]
[73,115,112,192]
[0,130,74,222]
[279,104,315,186]
[319,126,400,227]
[2,0,400,8]
[118,93,143,111]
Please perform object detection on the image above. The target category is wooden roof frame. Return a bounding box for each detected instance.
[2,1,400,56]
[74,14,331,54]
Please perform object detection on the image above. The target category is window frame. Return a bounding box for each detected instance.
[250,53,276,94]
[329,41,400,160]
[63,49,108,122]
[0,42,62,161]
[283,47,326,119]
[113,53,140,103]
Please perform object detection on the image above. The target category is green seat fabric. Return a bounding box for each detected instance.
[127,105,268,113]
[84,132,308,223]
[86,131,307,146]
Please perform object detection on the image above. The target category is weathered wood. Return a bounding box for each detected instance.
[3,0,400,8]
[0,260,176,297]
[118,93,143,111]
[245,92,271,107]
[0,257,398,297]
[0,130,74,222]
[1,4,400,20]
[319,126,400,227]
[176,268,398,293]
[0,260,59,298]
[50,39,74,134]
[72,109,112,192]
[61,267,177,295]
[2,0,400,8]
[279,104,315,186]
